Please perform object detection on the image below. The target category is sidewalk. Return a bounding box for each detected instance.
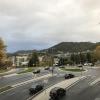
[32,76,86,100]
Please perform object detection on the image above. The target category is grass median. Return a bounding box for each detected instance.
[60,67,85,72]
[0,69,9,73]
[17,67,34,74]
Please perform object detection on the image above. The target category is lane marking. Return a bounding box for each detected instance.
[12,74,56,87]
[3,74,17,78]
[0,74,56,95]
[90,78,100,86]
[66,76,87,90]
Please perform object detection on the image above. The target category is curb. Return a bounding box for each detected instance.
[66,76,86,90]
[27,76,86,100]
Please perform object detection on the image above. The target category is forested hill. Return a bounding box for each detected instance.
[44,42,100,53]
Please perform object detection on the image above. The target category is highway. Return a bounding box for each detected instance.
[0,66,100,100]
[0,74,65,100]
[0,69,49,87]
[62,75,100,100]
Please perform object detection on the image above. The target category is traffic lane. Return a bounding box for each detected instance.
[0,70,50,87]
[55,67,82,77]
[83,67,100,77]
[62,76,100,100]
[0,75,65,100]
[0,68,26,77]
[55,66,100,78]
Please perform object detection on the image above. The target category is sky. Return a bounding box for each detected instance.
[0,0,100,52]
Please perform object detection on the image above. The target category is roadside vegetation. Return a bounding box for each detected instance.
[17,67,34,74]
[0,69,9,73]
[60,67,85,72]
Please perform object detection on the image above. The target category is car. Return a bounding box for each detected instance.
[91,63,94,66]
[64,74,75,79]
[29,83,44,95]
[49,87,66,100]
[59,66,65,68]
[44,67,50,70]
[77,64,83,67]
[33,69,40,74]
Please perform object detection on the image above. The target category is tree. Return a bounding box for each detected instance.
[70,53,75,65]
[74,54,80,64]
[86,52,92,63]
[0,38,6,61]
[0,38,7,69]
[28,52,39,67]
[95,46,100,61]
[58,57,64,66]
[79,52,86,64]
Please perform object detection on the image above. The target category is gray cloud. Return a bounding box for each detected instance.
[0,0,100,52]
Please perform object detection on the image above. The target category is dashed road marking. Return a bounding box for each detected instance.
[90,78,100,86]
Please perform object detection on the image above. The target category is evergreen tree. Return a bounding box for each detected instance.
[28,52,39,67]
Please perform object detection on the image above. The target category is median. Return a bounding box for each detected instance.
[17,67,34,74]
[60,67,85,72]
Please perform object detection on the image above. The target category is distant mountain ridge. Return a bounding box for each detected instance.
[44,42,100,53]
[8,42,100,55]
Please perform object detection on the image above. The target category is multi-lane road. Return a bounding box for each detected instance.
[0,66,100,100]
[62,75,100,100]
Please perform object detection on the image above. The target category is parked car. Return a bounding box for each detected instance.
[29,83,44,95]
[64,74,75,79]
[33,69,40,74]
[49,87,66,100]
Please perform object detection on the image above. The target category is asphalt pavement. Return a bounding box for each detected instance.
[0,74,65,100]
[62,75,100,100]
[0,69,50,87]
[0,66,100,100]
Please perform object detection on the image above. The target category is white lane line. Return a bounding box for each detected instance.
[3,73,17,78]
[12,74,56,87]
[30,76,86,100]
[90,78,100,86]
[66,76,87,90]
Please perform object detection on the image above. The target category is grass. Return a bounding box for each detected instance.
[0,86,12,93]
[0,69,9,73]
[17,67,34,74]
[60,68,85,72]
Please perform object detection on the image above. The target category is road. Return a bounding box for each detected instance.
[0,74,65,100]
[62,75,100,100]
[0,69,50,87]
[0,66,100,100]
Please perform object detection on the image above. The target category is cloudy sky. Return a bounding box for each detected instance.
[0,0,100,52]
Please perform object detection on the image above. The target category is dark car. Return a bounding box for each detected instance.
[59,66,65,68]
[33,69,40,74]
[29,83,44,95]
[44,67,50,70]
[64,74,75,79]
[49,87,66,100]
[77,64,83,68]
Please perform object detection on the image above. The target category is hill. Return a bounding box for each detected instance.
[43,42,100,53]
